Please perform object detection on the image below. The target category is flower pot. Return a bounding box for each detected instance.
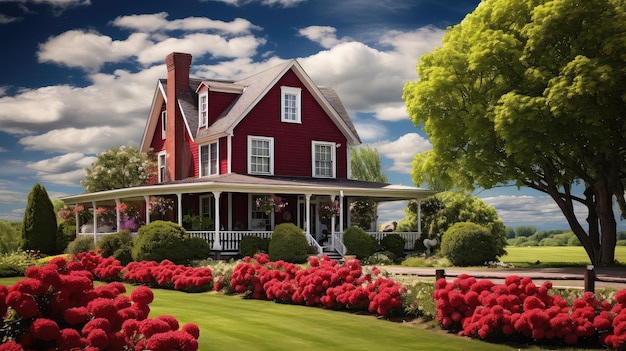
[343,255,357,262]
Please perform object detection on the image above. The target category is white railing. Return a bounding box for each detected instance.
[331,232,347,256]
[77,232,117,243]
[187,231,273,252]
[305,232,323,255]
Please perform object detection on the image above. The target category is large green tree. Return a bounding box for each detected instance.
[350,146,388,183]
[82,145,156,193]
[22,183,57,255]
[403,0,625,265]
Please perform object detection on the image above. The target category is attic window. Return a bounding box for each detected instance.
[161,111,167,139]
[199,93,208,127]
[281,86,301,123]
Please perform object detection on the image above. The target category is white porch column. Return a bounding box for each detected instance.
[417,199,422,236]
[74,204,79,237]
[115,198,121,231]
[227,193,233,230]
[91,201,97,244]
[144,195,151,225]
[212,191,222,250]
[339,190,344,232]
[176,193,183,226]
[304,193,312,237]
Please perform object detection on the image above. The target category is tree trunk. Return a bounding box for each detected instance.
[594,180,617,264]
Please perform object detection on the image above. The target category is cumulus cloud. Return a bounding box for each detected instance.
[23,153,96,186]
[112,12,260,34]
[373,133,431,174]
[19,126,142,153]
[375,104,409,122]
[299,26,350,49]
[203,0,306,7]
[0,147,7,152]
[0,13,21,24]
[0,0,90,9]
[353,121,388,142]
[377,200,408,223]
[481,195,587,229]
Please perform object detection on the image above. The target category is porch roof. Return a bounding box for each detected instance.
[60,173,436,204]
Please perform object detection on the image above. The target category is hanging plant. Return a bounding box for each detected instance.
[255,195,287,215]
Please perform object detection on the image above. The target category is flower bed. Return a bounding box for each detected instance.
[0,256,200,351]
[229,254,405,316]
[433,274,626,350]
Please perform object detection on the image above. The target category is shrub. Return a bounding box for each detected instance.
[343,226,376,259]
[617,239,626,246]
[0,251,38,277]
[268,223,309,263]
[98,230,134,265]
[22,183,58,255]
[363,251,395,265]
[56,222,76,253]
[0,220,22,254]
[380,234,406,258]
[240,235,265,257]
[65,236,96,255]
[440,222,503,266]
[132,221,210,264]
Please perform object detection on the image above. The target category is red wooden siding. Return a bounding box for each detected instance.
[150,105,167,153]
[219,137,228,174]
[231,69,348,178]
[210,91,239,127]
[231,194,248,229]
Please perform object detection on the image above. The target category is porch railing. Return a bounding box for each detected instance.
[82,230,421,255]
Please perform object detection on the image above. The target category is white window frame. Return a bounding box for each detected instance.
[199,142,219,177]
[161,110,167,139]
[199,93,208,127]
[312,141,336,178]
[280,86,301,123]
[199,195,215,220]
[157,151,167,183]
[247,136,274,175]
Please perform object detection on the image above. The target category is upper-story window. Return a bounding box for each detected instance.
[199,142,219,177]
[158,151,166,183]
[312,141,335,178]
[199,93,208,127]
[161,110,167,139]
[248,136,274,175]
[281,86,301,123]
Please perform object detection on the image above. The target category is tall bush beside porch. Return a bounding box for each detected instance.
[132,221,210,264]
[268,223,309,263]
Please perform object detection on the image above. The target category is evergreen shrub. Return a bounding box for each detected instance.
[132,221,210,264]
[65,236,96,255]
[440,222,502,266]
[98,230,134,265]
[22,183,58,255]
[380,234,406,258]
[268,223,309,263]
[56,222,76,254]
[240,235,265,257]
[343,226,376,259]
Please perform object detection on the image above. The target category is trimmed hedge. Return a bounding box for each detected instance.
[240,235,270,257]
[268,223,309,263]
[98,230,134,265]
[132,221,210,264]
[440,222,500,266]
[343,226,376,259]
[380,234,406,258]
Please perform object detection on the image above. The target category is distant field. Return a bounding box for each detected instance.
[502,246,626,264]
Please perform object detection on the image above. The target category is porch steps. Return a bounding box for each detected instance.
[321,248,343,261]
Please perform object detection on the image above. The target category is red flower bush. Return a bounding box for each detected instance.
[0,257,200,350]
[123,260,213,293]
[229,254,405,317]
[433,274,626,349]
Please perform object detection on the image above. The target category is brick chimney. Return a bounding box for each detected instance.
[165,52,192,181]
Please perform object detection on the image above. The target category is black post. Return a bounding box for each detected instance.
[584,265,595,292]
[435,269,445,281]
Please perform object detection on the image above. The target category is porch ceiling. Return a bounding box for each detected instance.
[59,173,437,204]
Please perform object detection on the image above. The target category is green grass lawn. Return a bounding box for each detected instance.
[501,246,626,266]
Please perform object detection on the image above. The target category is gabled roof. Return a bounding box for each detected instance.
[141,59,361,151]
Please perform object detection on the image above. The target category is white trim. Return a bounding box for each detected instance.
[247,136,274,175]
[199,92,208,128]
[311,140,336,178]
[198,141,219,177]
[227,135,232,174]
[280,86,301,123]
[161,110,167,139]
[157,151,167,183]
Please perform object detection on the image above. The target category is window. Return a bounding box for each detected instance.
[199,93,208,127]
[250,194,270,230]
[199,142,219,177]
[161,111,167,139]
[158,151,166,183]
[248,136,274,175]
[281,86,301,123]
[199,195,214,219]
[312,141,335,178]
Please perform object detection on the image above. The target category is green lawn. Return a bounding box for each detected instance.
[501,246,626,266]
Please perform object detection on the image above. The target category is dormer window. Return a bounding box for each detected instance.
[161,110,167,139]
[281,86,301,123]
[199,93,208,127]
[312,141,335,178]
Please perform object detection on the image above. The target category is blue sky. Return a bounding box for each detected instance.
[0,0,621,231]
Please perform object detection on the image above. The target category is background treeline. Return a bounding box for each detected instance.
[507,226,626,247]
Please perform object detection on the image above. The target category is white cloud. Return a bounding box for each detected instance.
[299,26,350,49]
[373,133,432,174]
[377,200,408,223]
[0,0,90,10]
[112,12,260,34]
[375,104,409,122]
[204,0,306,7]
[23,153,95,186]
[0,13,21,24]
[0,147,7,152]
[0,207,25,222]
[0,188,27,204]
[19,126,141,154]
[481,195,587,229]
[353,121,388,142]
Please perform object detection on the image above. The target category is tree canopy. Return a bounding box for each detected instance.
[350,146,388,183]
[82,145,156,193]
[22,183,57,255]
[403,0,625,265]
